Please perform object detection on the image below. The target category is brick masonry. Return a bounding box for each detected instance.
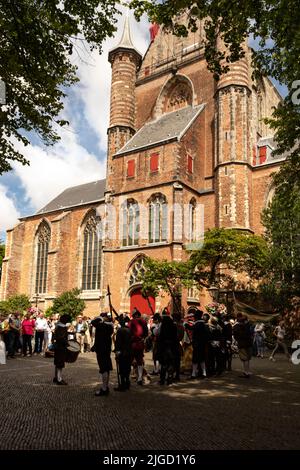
[0,20,283,315]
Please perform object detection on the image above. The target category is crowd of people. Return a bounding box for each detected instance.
[0,310,94,361]
[0,306,293,393]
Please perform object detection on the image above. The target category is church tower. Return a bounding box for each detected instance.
[214,46,253,231]
[106,15,142,192]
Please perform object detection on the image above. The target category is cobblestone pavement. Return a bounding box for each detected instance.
[0,352,299,450]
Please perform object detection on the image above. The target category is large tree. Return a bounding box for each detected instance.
[140,230,268,313]
[52,288,85,320]
[261,184,300,308]
[189,228,268,290]
[140,258,191,315]
[131,0,300,191]
[0,0,121,173]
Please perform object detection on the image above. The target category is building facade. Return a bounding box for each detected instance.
[0,18,284,316]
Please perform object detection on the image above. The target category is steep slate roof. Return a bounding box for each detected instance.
[36,179,106,215]
[115,104,206,156]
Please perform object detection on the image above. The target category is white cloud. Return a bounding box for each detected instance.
[0,184,20,232]
[12,130,106,212]
[3,12,150,218]
[74,10,150,151]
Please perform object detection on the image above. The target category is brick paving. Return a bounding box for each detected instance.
[0,352,299,450]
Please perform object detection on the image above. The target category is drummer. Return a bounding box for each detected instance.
[53,314,71,385]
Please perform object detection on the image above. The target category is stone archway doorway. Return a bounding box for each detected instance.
[130,287,155,316]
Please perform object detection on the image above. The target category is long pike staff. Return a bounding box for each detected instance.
[107,285,121,388]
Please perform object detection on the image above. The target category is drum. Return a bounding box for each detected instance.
[66,340,80,363]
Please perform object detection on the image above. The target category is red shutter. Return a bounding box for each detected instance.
[259,146,267,164]
[127,159,135,177]
[187,154,193,174]
[150,153,159,172]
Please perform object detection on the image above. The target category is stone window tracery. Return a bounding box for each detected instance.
[166,84,192,112]
[82,210,102,291]
[122,200,140,247]
[149,194,168,243]
[188,198,197,243]
[35,221,51,294]
[129,257,146,287]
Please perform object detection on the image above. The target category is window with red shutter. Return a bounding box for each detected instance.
[127,159,135,178]
[259,146,267,164]
[150,153,159,172]
[187,154,193,174]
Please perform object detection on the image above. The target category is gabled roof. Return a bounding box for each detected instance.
[115,104,206,156]
[35,179,106,216]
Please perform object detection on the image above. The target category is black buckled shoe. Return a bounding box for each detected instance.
[95,388,109,396]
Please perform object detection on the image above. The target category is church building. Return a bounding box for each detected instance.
[0,17,284,316]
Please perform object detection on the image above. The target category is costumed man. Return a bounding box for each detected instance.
[114,316,132,392]
[129,309,148,385]
[157,315,178,385]
[182,312,195,373]
[53,314,71,385]
[91,313,114,396]
[173,312,184,381]
[233,313,253,378]
[223,315,233,370]
[190,310,208,379]
[150,313,161,375]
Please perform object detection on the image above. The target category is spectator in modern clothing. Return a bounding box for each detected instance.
[254,323,266,358]
[34,313,48,354]
[269,321,290,362]
[75,316,87,353]
[21,312,35,356]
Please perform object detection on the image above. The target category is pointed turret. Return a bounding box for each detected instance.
[108,15,142,63]
[106,15,142,192]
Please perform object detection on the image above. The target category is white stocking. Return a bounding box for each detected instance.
[200,361,206,377]
[102,372,109,390]
[137,365,143,381]
[192,363,198,377]
[57,368,63,382]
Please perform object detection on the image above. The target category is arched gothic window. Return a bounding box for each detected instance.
[149,194,168,243]
[188,199,197,242]
[129,257,146,286]
[82,211,102,291]
[35,221,51,294]
[122,200,139,247]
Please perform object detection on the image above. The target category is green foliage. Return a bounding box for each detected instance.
[0,0,121,174]
[0,300,9,316]
[44,306,54,318]
[189,228,268,289]
[141,230,267,311]
[0,294,31,314]
[131,0,300,193]
[140,258,192,314]
[52,288,85,320]
[261,183,300,308]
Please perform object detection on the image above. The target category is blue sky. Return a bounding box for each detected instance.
[0,14,287,241]
[0,11,149,241]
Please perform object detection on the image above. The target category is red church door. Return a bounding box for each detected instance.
[130,288,155,316]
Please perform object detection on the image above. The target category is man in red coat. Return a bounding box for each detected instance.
[129,309,148,385]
